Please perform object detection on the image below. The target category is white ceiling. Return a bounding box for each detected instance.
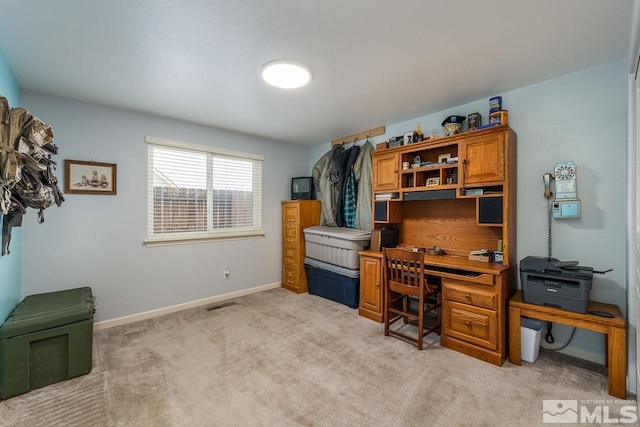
[0,0,635,147]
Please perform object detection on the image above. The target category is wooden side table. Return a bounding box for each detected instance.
[508,290,627,399]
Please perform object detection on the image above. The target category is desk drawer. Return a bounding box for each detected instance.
[444,301,497,351]
[444,279,497,310]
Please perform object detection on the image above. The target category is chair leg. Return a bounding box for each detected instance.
[417,295,424,350]
[384,288,390,336]
[403,295,408,324]
[436,292,442,333]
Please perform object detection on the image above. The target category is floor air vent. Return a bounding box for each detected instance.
[205,302,236,311]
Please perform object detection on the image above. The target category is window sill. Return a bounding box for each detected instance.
[143,233,265,247]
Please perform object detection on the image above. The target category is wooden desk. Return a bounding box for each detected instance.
[360,250,515,365]
[509,290,627,399]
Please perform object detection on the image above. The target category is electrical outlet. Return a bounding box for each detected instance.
[224,267,230,279]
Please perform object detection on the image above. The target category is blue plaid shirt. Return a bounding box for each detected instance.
[344,168,357,228]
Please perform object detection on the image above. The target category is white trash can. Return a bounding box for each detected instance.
[521,317,543,363]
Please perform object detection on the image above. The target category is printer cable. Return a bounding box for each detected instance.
[544,321,577,350]
[545,321,554,344]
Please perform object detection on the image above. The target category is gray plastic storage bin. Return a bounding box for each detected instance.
[303,226,371,269]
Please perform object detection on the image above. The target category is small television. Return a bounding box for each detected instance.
[291,176,314,200]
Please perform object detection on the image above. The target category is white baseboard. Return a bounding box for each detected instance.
[94,282,281,330]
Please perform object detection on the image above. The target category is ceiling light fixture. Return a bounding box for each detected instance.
[261,61,311,89]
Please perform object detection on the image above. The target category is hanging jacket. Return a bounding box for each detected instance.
[312,144,343,227]
[334,145,360,227]
[354,141,373,231]
[344,167,356,228]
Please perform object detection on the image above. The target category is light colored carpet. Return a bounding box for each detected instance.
[0,288,632,426]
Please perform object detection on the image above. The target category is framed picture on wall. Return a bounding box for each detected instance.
[64,159,117,195]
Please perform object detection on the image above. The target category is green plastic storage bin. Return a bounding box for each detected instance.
[0,287,94,400]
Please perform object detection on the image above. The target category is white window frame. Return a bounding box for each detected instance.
[145,136,264,246]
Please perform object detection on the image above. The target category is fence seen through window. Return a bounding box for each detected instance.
[146,137,263,244]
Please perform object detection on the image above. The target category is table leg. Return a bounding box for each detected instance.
[509,304,522,365]
[607,326,627,399]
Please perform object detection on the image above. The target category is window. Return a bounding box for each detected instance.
[145,136,263,245]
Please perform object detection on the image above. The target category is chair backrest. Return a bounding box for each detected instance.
[383,248,425,294]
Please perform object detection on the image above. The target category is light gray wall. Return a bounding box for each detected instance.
[310,59,633,384]
[20,91,309,321]
[0,48,21,323]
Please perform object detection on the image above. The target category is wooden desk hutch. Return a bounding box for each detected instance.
[359,124,517,366]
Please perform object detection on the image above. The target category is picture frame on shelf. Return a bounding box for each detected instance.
[64,159,117,195]
[403,131,414,145]
[438,153,451,163]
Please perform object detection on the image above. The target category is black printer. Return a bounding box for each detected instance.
[519,256,594,313]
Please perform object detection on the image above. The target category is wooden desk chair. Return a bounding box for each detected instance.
[383,248,441,350]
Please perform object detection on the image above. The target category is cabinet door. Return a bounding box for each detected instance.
[462,131,505,184]
[359,255,383,321]
[373,152,399,191]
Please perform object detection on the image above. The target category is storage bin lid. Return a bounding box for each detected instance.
[0,287,94,339]
[304,257,360,278]
[303,226,371,242]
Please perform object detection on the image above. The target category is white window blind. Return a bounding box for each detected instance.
[145,136,263,245]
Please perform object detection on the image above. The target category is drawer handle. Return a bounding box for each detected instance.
[465,294,471,301]
[287,250,293,256]
[465,321,471,328]
[375,283,380,288]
